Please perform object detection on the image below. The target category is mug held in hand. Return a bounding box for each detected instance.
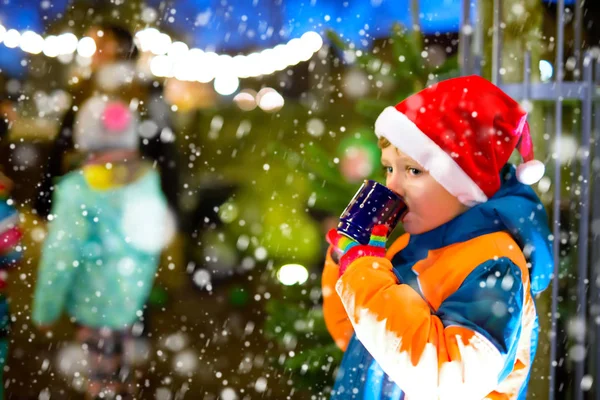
[337,179,407,245]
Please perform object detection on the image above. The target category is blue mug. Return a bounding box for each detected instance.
[337,180,408,245]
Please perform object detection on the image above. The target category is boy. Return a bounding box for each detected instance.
[323,75,553,399]
[32,96,174,400]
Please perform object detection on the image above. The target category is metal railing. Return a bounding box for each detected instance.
[459,0,600,398]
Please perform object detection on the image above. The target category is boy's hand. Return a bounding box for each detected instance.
[326,228,358,263]
[326,225,388,276]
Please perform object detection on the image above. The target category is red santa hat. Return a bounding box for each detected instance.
[374,75,544,206]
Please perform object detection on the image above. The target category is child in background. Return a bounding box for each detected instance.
[0,172,21,400]
[323,75,553,399]
[0,94,22,400]
[32,96,174,400]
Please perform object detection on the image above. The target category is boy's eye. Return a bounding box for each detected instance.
[407,167,422,176]
[382,166,393,175]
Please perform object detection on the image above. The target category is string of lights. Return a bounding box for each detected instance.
[0,24,323,86]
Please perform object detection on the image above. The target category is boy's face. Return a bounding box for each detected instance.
[381,146,468,235]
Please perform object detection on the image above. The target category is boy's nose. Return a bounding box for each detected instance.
[386,178,405,198]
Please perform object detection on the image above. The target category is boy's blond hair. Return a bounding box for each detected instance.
[377,137,391,149]
[378,136,399,153]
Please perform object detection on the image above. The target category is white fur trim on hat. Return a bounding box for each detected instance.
[375,106,488,206]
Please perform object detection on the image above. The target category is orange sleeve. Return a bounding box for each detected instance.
[322,234,409,351]
[322,246,354,351]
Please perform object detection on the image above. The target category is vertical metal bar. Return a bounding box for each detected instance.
[592,59,600,400]
[549,0,565,399]
[459,0,472,75]
[573,0,583,79]
[574,52,593,400]
[524,51,531,99]
[473,0,483,76]
[491,0,502,85]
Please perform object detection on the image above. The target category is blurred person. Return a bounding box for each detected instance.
[32,96,174,400]
[35,22,180,224]
[0,95,22,400]
[0,94,17,141]
[0,93,17,170]
[0,173,20,400]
